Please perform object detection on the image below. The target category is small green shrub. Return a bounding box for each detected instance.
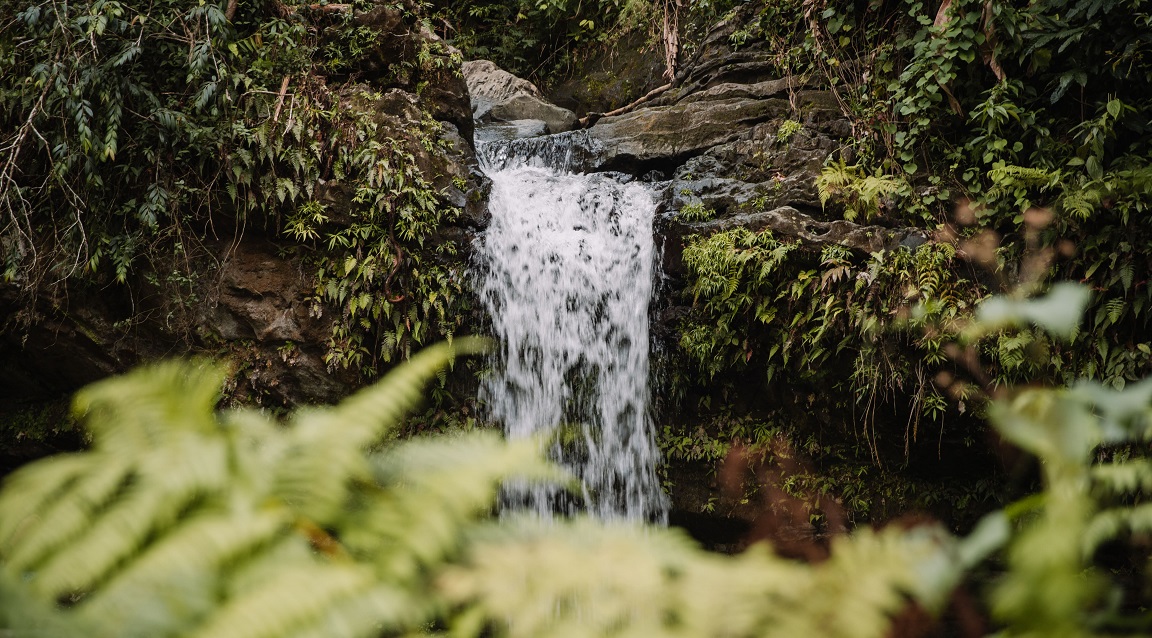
[674,201,716,222]
[776,119,803,144]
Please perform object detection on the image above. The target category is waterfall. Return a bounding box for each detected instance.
[476,135,668,522]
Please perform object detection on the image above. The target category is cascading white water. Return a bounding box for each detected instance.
[477,135,667,522]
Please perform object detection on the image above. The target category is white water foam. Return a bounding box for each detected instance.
[477,138,667,522]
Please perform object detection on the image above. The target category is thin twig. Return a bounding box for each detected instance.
[272,76,291,122]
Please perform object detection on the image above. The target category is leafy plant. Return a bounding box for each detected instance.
[0,339,559,638]
[0,0,471,377]
[674,201,715,222]
[442,516,991,638]
[0,340,996,638]
[776,119,803,144]
[816,159,904,222]
[6,287,1152,636]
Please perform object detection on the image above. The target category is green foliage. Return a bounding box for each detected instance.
[0,399,77,447]
[660,410,1002,524]
[669,0,1152,484]
[673,200,715,222]
[434,0,637,81]
[0,343,983,638]
[776,119,802,144]
[679,227,797,379]
[0,340,561,637]
[5,289,1152,636]
[986,375,1152,635]
[433,0,741,86]
[0,0,470,374]
[443,518,972,638]
[816,159,905,222]
[679,227,980,430]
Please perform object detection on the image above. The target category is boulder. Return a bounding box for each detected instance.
[462,59,578,134]
[462,59,544,109]
[488,94,578,135]
[585,97,791,171]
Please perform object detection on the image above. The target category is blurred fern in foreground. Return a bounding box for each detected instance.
[0,339,987,638]
[0,339,558,638]
[6,287,1152,637]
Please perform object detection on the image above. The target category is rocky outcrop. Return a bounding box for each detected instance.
[463,60,578,135]
[658,4,786,105]
[584,90,840,174]
[697,206,926,251]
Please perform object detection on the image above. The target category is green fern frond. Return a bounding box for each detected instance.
[77,511,289,633]
[987,165,1058,190]
[0,574,88,638]
[3,455,133,576]
[186,564,392,638]
[73,358,226,445]
[1084,503,1152,553]
[443,519,957,638]
[276,338,489,525]
[816,160,901,221]
[0,342,511,638]
[1091,459,1152,494]
[350,434,564,581]
[0,453,99,549]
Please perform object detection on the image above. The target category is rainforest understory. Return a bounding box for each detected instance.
[3,0,1152,635]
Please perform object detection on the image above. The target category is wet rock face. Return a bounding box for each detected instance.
[197,240,355,406]
[463,60,578,134]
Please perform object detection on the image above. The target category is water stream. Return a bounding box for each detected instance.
[476,135,667,522]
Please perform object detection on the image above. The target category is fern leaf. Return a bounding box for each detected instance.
[282,585,424,638]
[186,565,390,638]
[1091,459,1152,494]
[77,510,289,633]
[74,359,226,446]
[348,433,562,581]
[325,337,490,447]
[31,434,230,598]
[3,455,133,575]
[443,519,942,638]
[277,338,488,524]
[0,574,89,638]
[0,453,95,547]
